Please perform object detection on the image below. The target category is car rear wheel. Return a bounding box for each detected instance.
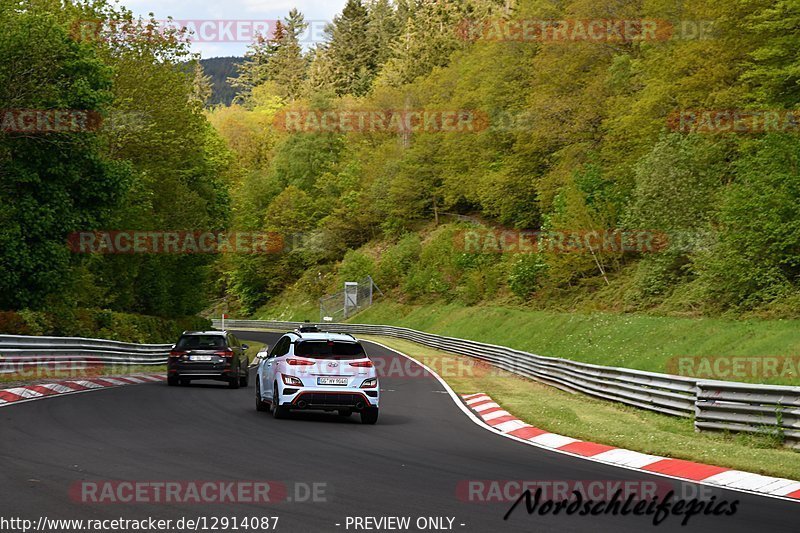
[228,374,240,389]
[272,384,289,419]
[255,380,270,412]
[239,366,249,387]
[167,376,178,386]
[360,407,379,425]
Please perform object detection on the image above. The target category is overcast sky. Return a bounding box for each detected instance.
[122,0,347,57]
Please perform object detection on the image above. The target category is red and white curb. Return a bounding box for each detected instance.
[463,392,800,502]
[0,374,165,408]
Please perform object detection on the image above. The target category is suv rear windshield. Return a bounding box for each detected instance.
[294,340,365,360]
[176,335,226,350]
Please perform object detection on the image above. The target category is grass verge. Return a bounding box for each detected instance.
[358,335,800,480]
[354,302,800,385]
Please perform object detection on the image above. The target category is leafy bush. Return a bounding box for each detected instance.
[375,234,422,289]
[508,254,547,299]
[0,311,31,336]
[699,135,800,309]
[338,250,375,282]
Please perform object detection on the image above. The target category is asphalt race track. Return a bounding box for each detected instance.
[1,330,797,533]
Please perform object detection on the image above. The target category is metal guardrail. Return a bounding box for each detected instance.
[217,319,800,448]
[696,381,800,449]
[0,334,171,374]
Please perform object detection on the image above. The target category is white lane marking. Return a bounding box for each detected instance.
[463,393,488,401]
[97,377,129,386]
[39,383,74,394]
[473,402,500,412]
[493,419,530,433]
[360,338,800,504]
[703,470,760,487]
[730,474,791,492]
[466,395,491,406]
[591,449,664,468]
[703,470,790,492]
[71,380,106,389]
[4,388,43,399]
[482,410,512,421]
[770,482,800,496]
[529,433,578,448]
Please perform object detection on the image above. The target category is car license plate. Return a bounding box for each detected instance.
[190,355,212,361]
[318,377,348,386]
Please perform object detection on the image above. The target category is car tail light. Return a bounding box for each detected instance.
[282,374,303,386]
[350,360,373,368]
[215,349,235,358]
[287,358,314,366]
[169,350,188,358]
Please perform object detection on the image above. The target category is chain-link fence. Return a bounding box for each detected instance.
[319,276,383,322]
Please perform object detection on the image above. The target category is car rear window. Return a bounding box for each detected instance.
[176,335,226,350]
[294,340,365,360]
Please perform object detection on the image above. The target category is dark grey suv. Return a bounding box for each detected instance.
[167,331,250,388]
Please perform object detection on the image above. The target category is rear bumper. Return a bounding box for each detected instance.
[283,387,379,411]
[168,361,236,380]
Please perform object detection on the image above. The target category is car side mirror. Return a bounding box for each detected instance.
[241,343,249,350]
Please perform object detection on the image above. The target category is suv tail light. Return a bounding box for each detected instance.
[215,349,235,358]
[169,350,188,358]
[287,358,315,366]
[350,360,373,368]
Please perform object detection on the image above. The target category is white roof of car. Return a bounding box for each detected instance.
[292,331,357,342]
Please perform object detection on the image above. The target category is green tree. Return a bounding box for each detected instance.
[367,0,400,67]
[266,10,309,101]
[0,2,130,309]
[326,0,379,96]
[230,27,283,102]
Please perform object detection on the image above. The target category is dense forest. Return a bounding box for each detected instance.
[210,0,800,318]
[0,0,229,336]
[2,0,800,338]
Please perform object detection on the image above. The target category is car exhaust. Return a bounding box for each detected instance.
[297,399,308,409]
[355,401,365,410]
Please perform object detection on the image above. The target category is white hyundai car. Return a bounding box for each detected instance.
[255,329,380,424]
